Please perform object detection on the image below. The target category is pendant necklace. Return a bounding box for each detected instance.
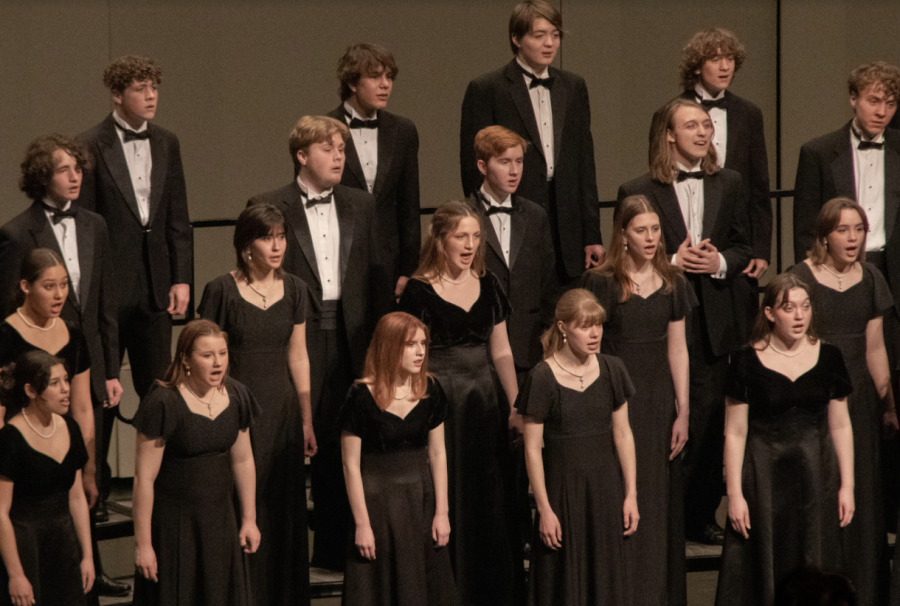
[22,409,56,438]
[185,383,216,417]
[552,353,590,389]
[246,277,278,309]
[819,263,853,290]
[629,267,655,295]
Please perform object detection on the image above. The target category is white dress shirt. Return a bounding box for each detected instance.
[672,162,727,279]
[695,85,727,167]
[343,102,378,193]
[112,111,152,226]
[516,57,554,180]
[43,199,81,300]
[851,124,887,251]
[298,177,341,300]
[480,186,513,265]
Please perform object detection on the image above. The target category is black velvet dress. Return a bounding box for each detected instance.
[789,262,893,605]
[132,379,260,606]
[0,320,90,386]
[580,271,695,606]
[715,344,852,606]
[518,355,635,606]
[399,272,522,606]
[0,416,89,606]
[198,273,313,606]
[338,378,459,606]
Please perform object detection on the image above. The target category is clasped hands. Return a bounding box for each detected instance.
[675,236,720,275]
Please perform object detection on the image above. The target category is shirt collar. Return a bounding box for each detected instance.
[694,84,725,102]
[851,119,885,144]
[479,185,512,208]
[112,110,148,133]
[516,56,548,79]
[343,101,377,122]
[42,198,72,212]
[296,176,333,199]
[676,160,703,173]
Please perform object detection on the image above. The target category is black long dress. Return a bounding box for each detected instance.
[198,273,312,606]
[0,416,89,606]
[0,320,90,388]
[517,354,635,606]
[338,378,459,606]
[789,262,893,605]
[715,343,852,606]
[131,379,260,606]
[580,271,695,606]
[399,272,522,606]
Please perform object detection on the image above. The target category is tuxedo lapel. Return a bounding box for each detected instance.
[549,67,567,165]
[329,106,367,189]
[148,125,168,226]
[281,184,321,286]
[74,213,94,307]
[335,190,355,284]
[702,174,723,238]
[97,118,142,222]
[650,181,688,245]
[504,61,544,157]
[831,127,856,198]
[508,200,527,270]
[884,132,900,237]
[373,114,396,197]
[466,194,505,267]
[724,91,738,164]
[24,204,81,311]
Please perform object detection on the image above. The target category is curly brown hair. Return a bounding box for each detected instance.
[102,55,162,94]
[848,61,900,101]
[679,28,746,91]
[19,134,92,201]
[337,43,399,102]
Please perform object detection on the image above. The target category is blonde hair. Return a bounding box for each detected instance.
[288,116,350,176]
[649,98,720,184]
[541,289,606,357]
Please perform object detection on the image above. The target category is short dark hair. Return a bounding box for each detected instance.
[679,28,746,91]
[336,43,399,102]
[508,1,564,55]
[102,55,162,94]
[848,61,900,101]
[233,204,285,279]
[19,134,92,201]
[0,350,66,421]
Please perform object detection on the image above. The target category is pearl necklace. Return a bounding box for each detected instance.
[394,378,412,400]
[16,309,56,332]
[819,262,854,290]
[246,277,278,309]
[768,336,808,358]
[185,383,217,418]
[552,353,591,389]
[22,409,56,439]
[440,270,471,285]
[629,267,655,295]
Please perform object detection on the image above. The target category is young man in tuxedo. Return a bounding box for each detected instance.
[460,0,602,287]
[249,116,379,571]
[619,98,751,545]
[76,55,192,521]
[0,135,129,598]
[328,43,420,301]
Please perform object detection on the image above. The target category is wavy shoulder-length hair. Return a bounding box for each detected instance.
[160,319,229,388]
[359,312,431,410]
[412,201,485,283]
[807,197,868,265]
[749,273,818,349]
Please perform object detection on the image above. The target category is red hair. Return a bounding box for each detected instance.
[359,312,431,410]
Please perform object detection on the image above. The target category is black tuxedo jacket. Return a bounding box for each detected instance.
[793,122,900,302]
[464,192,556,369]
[248,182,380,373]
[76,115,192,311]
[617,169,752,356]
[460,59,601,278]
[327,106,421,279]
[673,90,772,260]
[0,201,118,403]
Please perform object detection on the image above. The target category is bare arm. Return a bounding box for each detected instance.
[667,318,690,459]
[69,469,95,594]
[865,317,897,436]
[230,429,260,553]
[133,433,165,582]
[0,478,34,606]
[490,322,521,435]
[523,419,560,549]
[288,323,317,457]
[427,424,450,547]
[724,399,750,538]
[341,432,375,560]
[612,403,639,535]
[69,370,97,508]
[829,397,855,527]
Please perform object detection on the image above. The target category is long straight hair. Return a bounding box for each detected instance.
[160,319,229,387]
[749,273,818,349]
[540,289,606,358]
[412,200,486,283]
[359,312,431,410]
[592,195,681,301]
[649,98,720,184]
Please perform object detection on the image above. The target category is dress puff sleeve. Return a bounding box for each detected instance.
[426,377,449,430]
[724,347,754,404]
[602,354,636,411]
[484,270,511,326]
[226,378,261,430]
[339,383,370,438]
[0,426,19,482]
[515,361,558,422]
[579,270,617,314]
[866,263,895,317]
[65,416,89,471]
[68,325,92,376]
[197,276,227,326]
[671,273,699,322]
[398,278,432,326]
[824,343,853,401]
[132,383,182,440]
[286,273,315,325]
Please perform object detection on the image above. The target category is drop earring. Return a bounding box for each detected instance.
[247,250,253,262]
[185,366,191,376]
[563,333,567,343]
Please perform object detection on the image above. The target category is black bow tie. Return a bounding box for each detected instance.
[485,204,514,216]
[348,117,379,129]
[524,72,554,90]
[304,193,333,208]
[858,140,884,151]
[115,122,150,142]
[42,203,77,224]
[677,170,704,182]
[699,97,727,110]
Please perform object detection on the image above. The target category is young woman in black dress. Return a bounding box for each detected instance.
[716,274,855,606]
[519,288,638,606]
[580,194,694,606]
[0,351,94,606]
[399,201,523,606]
[132,320,260,606]
[339,311,458,606]
[788,198,895,605]
[198,204,314,606]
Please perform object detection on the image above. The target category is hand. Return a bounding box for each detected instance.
[623,494,639,536]
[83,473,98,509]
[394,276,409,299]
[538,507,562,550]
[105,379,124,407]
[884,410,899,439]
[303,423,318,458]
[727,493,751,538]
[682,239,721,274]
[584,244,605,269]
[81,558,95,594]
[135,543,158,582]
[742,258,769,278]
[8,573,34,606]
[167,283,190,315]
[670,414,689,460]
[355,523,376,560]
[839,485,855,527]
[508,411,524,447]
[239,521,261,553]
[673,236,692,270]
[432,513,451,547]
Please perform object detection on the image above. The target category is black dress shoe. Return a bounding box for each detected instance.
[94,497,109,523]
[96,574,131,597]
[686,522,725,545]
